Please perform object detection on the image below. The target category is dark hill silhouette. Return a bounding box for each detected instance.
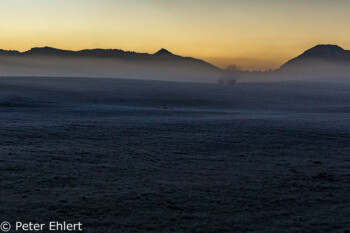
[22,47,150,60]
[267,44,350,82]
[223,44,350,82]
[0,46,219,69]
[0,47,223,83]
[0,49,21,56]
[281,45,350,69]
[280,44,350,70]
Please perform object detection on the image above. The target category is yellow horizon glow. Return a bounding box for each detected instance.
[1,0,350,70]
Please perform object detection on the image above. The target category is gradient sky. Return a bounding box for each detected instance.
[1,0,350,70]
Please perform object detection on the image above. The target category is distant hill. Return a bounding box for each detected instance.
[275,45,350,81]
[234,45,350,82]
[280,45,350,69]
[0,47,223,83]
[0,46,220,70]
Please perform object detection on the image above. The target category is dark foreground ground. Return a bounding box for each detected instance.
[0,77,350,233]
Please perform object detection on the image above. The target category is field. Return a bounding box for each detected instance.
[0,77,350,232]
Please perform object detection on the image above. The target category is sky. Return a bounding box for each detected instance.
[1,0,350,70]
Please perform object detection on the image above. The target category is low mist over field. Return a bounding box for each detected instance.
[1,44,350,84]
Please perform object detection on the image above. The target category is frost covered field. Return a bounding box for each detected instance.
[0,77,350,233]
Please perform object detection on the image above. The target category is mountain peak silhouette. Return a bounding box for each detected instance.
[301,44,345,58]
[154,48,173,56]
[280,44,350,71]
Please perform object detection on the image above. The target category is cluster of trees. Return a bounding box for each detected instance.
[217,65,275,85]
[217,65,239,85]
